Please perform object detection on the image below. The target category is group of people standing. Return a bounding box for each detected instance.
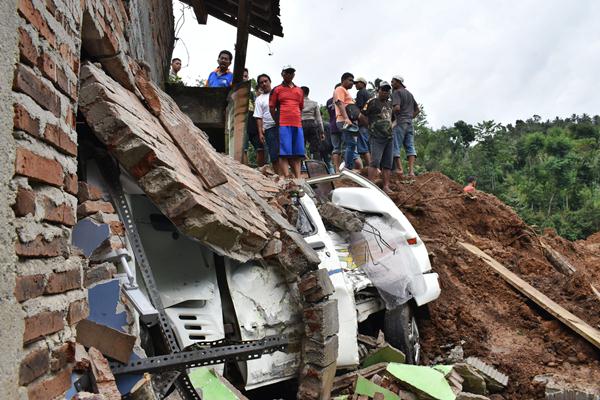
[170,51,421,191]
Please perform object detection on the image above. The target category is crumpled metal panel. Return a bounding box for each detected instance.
[225,260,302,389]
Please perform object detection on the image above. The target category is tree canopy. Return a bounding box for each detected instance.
[413,111,600,240]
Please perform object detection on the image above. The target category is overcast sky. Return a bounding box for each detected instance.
[172,0,600,128]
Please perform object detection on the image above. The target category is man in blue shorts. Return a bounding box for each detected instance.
[269,66,305,178]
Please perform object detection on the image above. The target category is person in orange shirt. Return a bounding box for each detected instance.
[334,72,362,170]
[463,176,477,193]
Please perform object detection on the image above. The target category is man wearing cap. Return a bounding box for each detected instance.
[207,50,233,87]
[360,81,394,193]
[334,72,362,170]
[391,75,420,176]
[354,77,372,167]
[269,66,305,178]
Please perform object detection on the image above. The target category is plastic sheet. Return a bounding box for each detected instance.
[348,216,423,310]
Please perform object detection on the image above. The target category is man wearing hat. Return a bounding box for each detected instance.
[269,65,305,178]
[391,75,420,177]
[354,77,372,167]
[360,81,394,193]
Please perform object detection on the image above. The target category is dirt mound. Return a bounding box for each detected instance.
[386,172,600,398]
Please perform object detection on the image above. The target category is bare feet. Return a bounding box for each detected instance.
[383,186,394,195]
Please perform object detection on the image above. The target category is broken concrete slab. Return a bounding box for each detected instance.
[465,357,508,393]
[362,345,406,368]
[188,368,248,400]
[386,363,456,400]
[453,363,487,395]
[354,375,399,400]
[76,319,136,363]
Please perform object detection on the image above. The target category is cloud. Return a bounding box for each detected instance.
[173,0,600,128]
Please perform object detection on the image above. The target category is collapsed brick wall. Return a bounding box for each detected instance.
[5,0,174,398]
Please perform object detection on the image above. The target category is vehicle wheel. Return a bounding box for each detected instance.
[384,302,420,364]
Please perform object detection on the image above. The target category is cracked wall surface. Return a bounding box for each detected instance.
[0,1,23,398]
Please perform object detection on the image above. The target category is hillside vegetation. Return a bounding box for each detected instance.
[414,112,600,240]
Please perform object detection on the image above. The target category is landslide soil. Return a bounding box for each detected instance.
[378,172,600,398]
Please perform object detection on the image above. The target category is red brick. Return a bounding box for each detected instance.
[24,310,64,344]
[50,342,74,372]
[43,123,77,156]
[56,65,76,101]
[65,103,76,129]
[59,43,78,74]
[108,221,124,236]
[19,347,50,385]
[84,264,116,287]
[16,234,69,258]
[14,187,37,217]
[41,197,76,226]
[13,63,61,117]
[18,0,56,48]
[67,298,89,325]
[15,147,64,186]
[64,173,78,195]
[15,274,45,302]
[78,181,103,202]
[17,26,38,66]
[27,367,71,400]
[77,200,115,217]
[45,268,81,294]
[13,102,41,137]
[38,51,57,82]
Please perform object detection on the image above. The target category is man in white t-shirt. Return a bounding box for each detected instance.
[253,73,279,173]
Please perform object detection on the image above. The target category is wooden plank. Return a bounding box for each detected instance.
[459,242,600,350]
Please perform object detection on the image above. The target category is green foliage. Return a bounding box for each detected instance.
[414,112,600,240]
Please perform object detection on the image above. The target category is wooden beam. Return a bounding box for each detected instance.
[459,242,600,350]
[232,0,250,84]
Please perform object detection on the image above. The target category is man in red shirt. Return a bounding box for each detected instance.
[463,176,477,193]
[269,65,305,178]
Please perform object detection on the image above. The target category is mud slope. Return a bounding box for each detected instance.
[387,172,600,398]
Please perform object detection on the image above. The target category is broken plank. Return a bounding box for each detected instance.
[460,242,600,350]
[540,241,576,275]
[76,319,136,363]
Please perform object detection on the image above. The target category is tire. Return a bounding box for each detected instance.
[384,302,421,364]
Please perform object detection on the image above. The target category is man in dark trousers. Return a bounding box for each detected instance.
[360,81,394,193]
[391,75,420,176]
[269,65,305,178]
[301,86,324,160]
[354,77,372,167]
